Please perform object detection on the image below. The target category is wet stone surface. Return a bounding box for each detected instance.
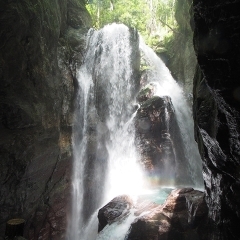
[98,188,208,240]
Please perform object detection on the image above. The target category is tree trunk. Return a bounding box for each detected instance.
[5,219,25,239]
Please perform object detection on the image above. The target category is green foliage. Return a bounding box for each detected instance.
[140,52,154,73]
[156,0,176,27]
[86,0,150,30]
[86,0,178,50]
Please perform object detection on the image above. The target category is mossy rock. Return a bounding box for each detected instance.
[137,83,157,103]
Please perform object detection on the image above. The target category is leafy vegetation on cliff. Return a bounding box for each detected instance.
[86,0,178,50]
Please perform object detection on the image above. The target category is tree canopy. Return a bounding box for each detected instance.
[86,0,178,50]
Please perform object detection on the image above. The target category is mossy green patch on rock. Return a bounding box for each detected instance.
[137,83,156,103]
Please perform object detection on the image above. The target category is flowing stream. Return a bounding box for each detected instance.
[67,23,203,240]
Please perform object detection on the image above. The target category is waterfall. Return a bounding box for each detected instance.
[67,23,203,240]
[66,29,97,240]
[139,38,203,187]
[66,23,144,240]
[95,24,144,201]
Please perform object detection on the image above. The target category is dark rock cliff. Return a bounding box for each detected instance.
[193,0,240,239]
[0,0,91,239]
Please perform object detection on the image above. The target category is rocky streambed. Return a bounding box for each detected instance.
[97,188,208,240]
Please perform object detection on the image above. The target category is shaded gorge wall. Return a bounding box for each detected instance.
[193,0,240,239]
[0,0,91,239]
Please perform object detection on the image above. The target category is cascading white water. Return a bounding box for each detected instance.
[66,29,101,240]
[97,209,137,240]
[96,24,144,201]
[67,23,203,240]
[139,38,203,186]
[67,23,144,240]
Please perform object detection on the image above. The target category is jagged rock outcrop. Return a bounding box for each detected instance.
[98,188,208,240]
[193,1,240,239]
[0,0,91,239]
[135,84,192,186]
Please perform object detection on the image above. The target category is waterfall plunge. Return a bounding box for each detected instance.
[67,24,144,240]
[67,23,203,240]
[97,25,144,201]
[66,29,96,240]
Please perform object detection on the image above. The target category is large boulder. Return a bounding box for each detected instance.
[127,188,208,240]
[98,195,134,232]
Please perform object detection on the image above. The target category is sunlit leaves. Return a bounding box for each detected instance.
[86,0,178,49]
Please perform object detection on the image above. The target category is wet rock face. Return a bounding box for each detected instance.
[193,1,240,239]
[127,188,208,240]
[0,0,91,239]
[98,189,208,240]
[98,195,134,232]
[135,85,192,186]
